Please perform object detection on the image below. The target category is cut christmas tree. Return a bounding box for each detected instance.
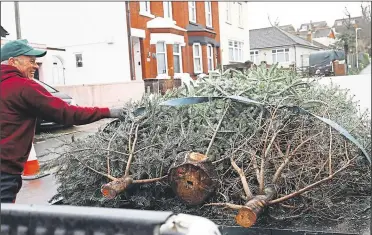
[49,65,371,234]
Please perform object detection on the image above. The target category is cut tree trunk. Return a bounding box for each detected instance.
[168,152,218,205]
[101,177,133,199]
[235,187,276,228]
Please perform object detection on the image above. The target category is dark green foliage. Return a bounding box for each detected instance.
[50,65,371,233]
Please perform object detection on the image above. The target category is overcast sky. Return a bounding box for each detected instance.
[1,1,370,47]
[247,1,369,29]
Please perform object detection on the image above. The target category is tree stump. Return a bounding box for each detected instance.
[168,152,218,205]
[101,177,133,199]
[235,187,276,227]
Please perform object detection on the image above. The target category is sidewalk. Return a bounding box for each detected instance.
[360,63,371,74]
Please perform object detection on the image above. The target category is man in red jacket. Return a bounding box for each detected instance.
[0,39,125,203]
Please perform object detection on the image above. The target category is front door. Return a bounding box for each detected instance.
[132,37,142,80]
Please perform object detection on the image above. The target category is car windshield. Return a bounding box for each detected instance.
[34,79,58,93]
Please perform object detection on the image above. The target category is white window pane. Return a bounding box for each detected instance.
[234,48,238,60]
[156,42,165,52]
[164,2,172,18]
[272,54,276,63]
[277,52,285,62]
[285,52,289,61]
[173,44,179,53]
[194,58,201,71]
[174,55,181,73]
[229,48,234,61]
[193,45,200,56]
[207,46,211,56]
[157,54,166,74]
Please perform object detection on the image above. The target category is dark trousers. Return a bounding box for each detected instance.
[1,172,22,203]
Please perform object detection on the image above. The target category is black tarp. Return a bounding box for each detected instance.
[309,50,345,67]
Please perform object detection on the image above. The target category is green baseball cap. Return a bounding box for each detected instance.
[1,39,47,62]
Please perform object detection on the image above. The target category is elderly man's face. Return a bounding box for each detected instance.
[9,55,39,79]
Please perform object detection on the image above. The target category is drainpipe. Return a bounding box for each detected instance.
[294,45,297,70]
[14,2,22,39]
[125,1,135,81]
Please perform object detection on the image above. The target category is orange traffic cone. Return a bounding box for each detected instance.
[22,143,49,180]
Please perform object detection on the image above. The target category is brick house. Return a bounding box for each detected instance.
[129,1,221,80]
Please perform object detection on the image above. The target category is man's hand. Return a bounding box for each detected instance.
[109,108,127,121]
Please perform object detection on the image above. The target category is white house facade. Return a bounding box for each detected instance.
[249,26,321,68]
[218,1,250,65]
[251,46,320,68]
[1,2,144,107]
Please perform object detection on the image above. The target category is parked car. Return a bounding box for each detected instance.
[33,79,77,132]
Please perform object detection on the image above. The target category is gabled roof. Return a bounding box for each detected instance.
[314,28,333,38]
[300,21,328,28]
[1,26,9,37]
[249,26,320,50]
[312,40,329,49]
[334,16,363,23]
[279,24,296,32]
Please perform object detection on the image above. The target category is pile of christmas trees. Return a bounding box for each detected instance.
[50,65,371,233]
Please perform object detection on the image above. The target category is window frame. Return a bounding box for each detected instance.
[250,50,259,64]
[238,3,243,28]
[156,41,168,75]
[272,48,290,64]
[173,44,183,74]
[189,2,196,23]
[192,43,203,74]
[163,1,173,20]
[74,53,83,68]
[226,2,231,24]
[140,1,151,14]
[205,1,213,28]
[228,40,244,62]
[207,44,214,71]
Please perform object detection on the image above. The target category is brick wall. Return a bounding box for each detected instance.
[129,1,220,80]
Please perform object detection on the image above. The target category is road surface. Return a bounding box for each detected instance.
[360,63,371,75]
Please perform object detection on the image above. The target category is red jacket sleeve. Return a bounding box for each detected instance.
[20,80,111,126]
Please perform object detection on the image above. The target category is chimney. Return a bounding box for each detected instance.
[307,30,313,43]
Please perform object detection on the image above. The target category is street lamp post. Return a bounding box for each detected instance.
[355,27,362,69]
